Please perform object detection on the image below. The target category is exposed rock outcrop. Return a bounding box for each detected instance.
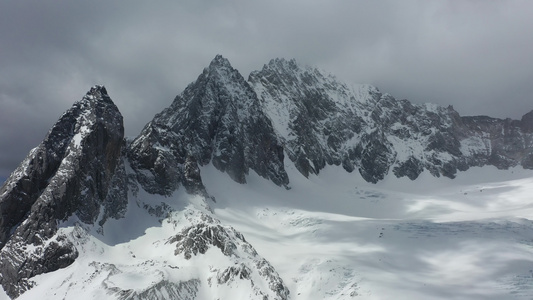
[168,215,290,300]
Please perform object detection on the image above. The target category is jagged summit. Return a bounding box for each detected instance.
[80,85,115,107]
[250,58,376,178]
[128,55,288,196]
[208,54,233,69]
[0,86,127,298]
[84,84,108,98]
[252,57,379,102]
[249,57,533,181]
[260,58,300,74]
[198,55,241,91]
[0,84,123,244]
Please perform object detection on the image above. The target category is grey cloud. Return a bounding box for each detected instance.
[1,0,533,178]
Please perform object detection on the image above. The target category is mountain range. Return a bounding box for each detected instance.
[1,55,533,299]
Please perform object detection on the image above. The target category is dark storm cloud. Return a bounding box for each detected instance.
[1,0,533,178]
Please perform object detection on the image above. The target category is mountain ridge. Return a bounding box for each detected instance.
[249,57,533,182]
[0,55,532,299]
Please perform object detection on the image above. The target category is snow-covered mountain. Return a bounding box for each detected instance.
[249,58,533,182]
[0,86,127,297]
[1,55,533,299]
[128,55,288,196]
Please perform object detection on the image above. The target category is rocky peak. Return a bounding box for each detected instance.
[249,58,374,177]
[200,55,248,95]
[128,55,288,196]
[84,84,108,99]
[251,58,326,91]
[261,58,300,74]
[208,54,233,70]
[0,86,127,298]
[249,58,533,182]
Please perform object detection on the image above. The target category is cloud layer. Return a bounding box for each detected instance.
[1,0,532,178]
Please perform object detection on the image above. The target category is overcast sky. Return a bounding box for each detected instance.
[1,0,533,181]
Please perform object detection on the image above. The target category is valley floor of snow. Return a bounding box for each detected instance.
[206,164,533,300]
[5,163,533,299]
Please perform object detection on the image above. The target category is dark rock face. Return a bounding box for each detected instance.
[0,86,127,298]
[128,55,288,195]
[250,58,533,182]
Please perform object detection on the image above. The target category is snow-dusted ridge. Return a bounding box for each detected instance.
[249,58,533,182]
[1,56,533,299]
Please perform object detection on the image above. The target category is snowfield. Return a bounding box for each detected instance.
[4,163,533,300]
[204,163,533,300]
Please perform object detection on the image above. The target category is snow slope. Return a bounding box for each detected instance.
[203,162,533,300]
[2,162,533,299]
